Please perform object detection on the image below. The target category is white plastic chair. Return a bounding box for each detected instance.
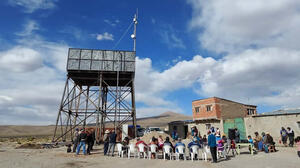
[217,145,227,159]
[116,143,124,158]
[200,145,209,162]
[175,145,186,161]
[190,145,200,161]
[128,144,136,159]
[163,145,173,160]
[137,143,147,159]
[148,144,158,160]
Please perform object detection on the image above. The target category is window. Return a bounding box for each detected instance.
[297,122,300,129]
[247,109,255,115]
[195,107,200,113]
[206,124,211,130]
[206,105,212,112]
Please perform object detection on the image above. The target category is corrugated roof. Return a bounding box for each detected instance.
[256,108,300,117]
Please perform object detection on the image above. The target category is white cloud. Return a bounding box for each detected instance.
[16,20,39,36]
[159,25,185,49]
[188,0,300,53]
[135,47,300,111]
[103,19,120,27]
[0,20,69,124]
[0,46,43,72]
[8,0,57,13]
[96,32,114,41]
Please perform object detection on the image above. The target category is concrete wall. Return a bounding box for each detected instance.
[244,114,300,142]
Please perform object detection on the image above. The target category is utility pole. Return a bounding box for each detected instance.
[131,9,138,52]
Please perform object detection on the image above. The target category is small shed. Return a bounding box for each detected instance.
[168,120,194,139]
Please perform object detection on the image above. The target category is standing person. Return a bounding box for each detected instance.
[172,130,178,140]
[107,129,117,156]
[280,127,288,147]
[76,128,87,155]
[202,135,207,144]
[207,131,217,163]
[103,130,110,155]
[235,128,240,143]
[295,136,300,157]
[216,128,221,138]
[86,129,93,155]
[91,129,95,150]
[73,128,80,153]
[287,127,295,147]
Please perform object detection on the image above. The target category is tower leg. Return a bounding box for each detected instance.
[53,78,69,142]
[131,80,136,138]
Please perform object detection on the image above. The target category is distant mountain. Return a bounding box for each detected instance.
[0,112,192,138]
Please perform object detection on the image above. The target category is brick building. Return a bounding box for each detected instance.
[190,97,257,139]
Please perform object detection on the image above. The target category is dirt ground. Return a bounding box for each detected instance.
[0,142,299,168]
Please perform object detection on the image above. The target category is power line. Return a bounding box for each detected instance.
[113,21,134,50]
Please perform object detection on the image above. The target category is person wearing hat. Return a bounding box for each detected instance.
[103,130,110,155]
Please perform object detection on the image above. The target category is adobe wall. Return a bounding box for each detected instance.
[219,99,246,119]
[244,114,300,142]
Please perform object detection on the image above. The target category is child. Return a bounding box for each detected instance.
[248,135,254,153]
[295,136,300,157]
[248,135,254,145]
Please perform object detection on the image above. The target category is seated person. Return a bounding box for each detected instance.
[121,137,130,154]
[148,137,158,158]
[163,137,174,152]
[175,138,185,152]
[188,137,201,159]
[253,132,263,150]
[158,135,164,149]
[248,136,254,144]
[217,139,227,158]
[163,137,174,159]
[136,137,148,149]
[264,132,276,152]
[247,135,254,152]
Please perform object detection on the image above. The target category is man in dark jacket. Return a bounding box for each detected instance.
[76,128,88,155]
[86,129,93,155]
[287,127,295,147]
[107,129,117,156]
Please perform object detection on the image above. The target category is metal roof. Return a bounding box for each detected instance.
[255,109,300,117]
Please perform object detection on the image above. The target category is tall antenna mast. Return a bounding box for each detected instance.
[131,9,138,52]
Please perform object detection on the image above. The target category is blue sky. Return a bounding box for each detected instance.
[1,0,300,124]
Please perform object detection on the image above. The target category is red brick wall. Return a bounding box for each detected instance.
[192,97,221,120]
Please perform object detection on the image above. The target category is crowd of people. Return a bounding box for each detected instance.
[72,126,300,160]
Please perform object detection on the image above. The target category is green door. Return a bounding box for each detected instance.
[223,118,246,140]
[223,119,235,138]
[234,118,246,140]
